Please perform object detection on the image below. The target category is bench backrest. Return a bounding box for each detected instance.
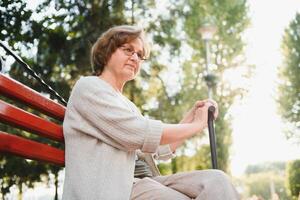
[0,73,66,166]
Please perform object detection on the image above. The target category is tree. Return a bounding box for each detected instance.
[131,0,250,174]
[0,155,47,200]
[245,161,286,175]
[286,160,300,199]
[243,172,290,200]
[149,0,250,172]
[241,162,291,200]
[278,13,300,144]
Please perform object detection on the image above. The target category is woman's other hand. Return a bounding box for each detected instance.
[205,99,219,120]
[180,99,219,124]
[180,100,205,123]
[192,102,210,130]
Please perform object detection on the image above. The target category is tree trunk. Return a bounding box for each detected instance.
[171,158,177,173]
[131,0,135,25]
[1,188,4,200]
[1,182,4,200]
[18,183,22,200]
[54,172,58,200]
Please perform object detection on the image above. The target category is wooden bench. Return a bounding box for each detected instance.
[0,71,219,169]
[0,40,218,172]
[0,73,66,166]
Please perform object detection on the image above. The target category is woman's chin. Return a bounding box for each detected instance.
[128,75,136,81]
[123,74,136,82]
[123,70,136,81]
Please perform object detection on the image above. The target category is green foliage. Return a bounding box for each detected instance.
[157,162,172,175]
[158,145,211,175]
[245,161,286,175]
[142,0,250,173]
[0,155,48,199]
[243,172,290,200]
[241,162,290,200]
[286,160,300,199]
[173,0,249,172]
[278,13,300,143]
[0,1,34,44]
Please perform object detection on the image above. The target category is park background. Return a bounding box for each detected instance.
[0,0,300,199]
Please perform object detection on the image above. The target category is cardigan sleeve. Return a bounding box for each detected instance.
[67,77,163,153]
[153,145,176,161]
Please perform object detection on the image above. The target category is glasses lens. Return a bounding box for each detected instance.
[120,46,146,61]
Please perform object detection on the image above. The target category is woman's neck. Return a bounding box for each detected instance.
[98,72,125,93]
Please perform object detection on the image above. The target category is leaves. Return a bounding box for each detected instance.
[287,160,300,199]
[278,13,300,142]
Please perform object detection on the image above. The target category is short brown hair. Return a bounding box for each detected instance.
[91,25,150,76]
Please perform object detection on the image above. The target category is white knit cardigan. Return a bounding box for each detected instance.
[62,76,174,200]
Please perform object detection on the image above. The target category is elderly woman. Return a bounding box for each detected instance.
[62,25,240,200]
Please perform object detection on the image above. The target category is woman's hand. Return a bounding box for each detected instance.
[180,100,205,123]
[192,103,210,130]
[180,99,219,124]
[205,99,219,120]
[162,99,219,147]
[192,100,218,129]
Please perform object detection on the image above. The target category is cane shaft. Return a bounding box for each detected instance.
[208,106,218,169]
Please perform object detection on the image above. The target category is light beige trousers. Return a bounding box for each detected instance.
[130,170,240,200]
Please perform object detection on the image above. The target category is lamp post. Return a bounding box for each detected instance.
[198,23,217,98]
[198,22,218,169]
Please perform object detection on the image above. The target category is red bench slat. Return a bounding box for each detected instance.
[0,73,65,121]
[0,72,65,167]
[0,131,64,166]
[0,99,64,142]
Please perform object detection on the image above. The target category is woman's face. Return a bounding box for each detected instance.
[104,38,144,82]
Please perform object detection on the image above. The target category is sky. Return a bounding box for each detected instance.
[230,0,300,176]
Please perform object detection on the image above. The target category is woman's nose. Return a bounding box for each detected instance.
[130,53,139,62]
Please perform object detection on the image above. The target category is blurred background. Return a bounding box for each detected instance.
[0,0,299,199]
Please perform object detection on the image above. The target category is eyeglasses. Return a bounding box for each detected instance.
[119,46,147,61]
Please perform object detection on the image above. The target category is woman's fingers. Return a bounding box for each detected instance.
[194,104,210,128]
[194,100,206,108]
[195,99,219,120]
[206,99,218,119]
[193,99,219,121]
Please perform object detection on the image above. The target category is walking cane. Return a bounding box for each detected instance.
[208,106,218,169]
